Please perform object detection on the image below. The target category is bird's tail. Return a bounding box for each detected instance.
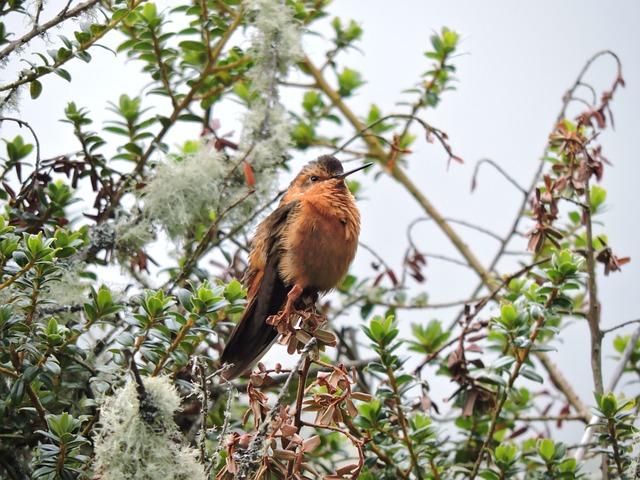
[218,279,288,381]
[218,304,278,381]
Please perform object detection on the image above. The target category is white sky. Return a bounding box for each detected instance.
[3,0,640,458]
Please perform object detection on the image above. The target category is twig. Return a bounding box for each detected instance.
[301,420,366,478]
[375,298,481,310]
[0,260,35,291]
[358,241,397,280]
[196,358,209,462]
[0,117,42,170]
[602,318,640,335]
[151,316,196,376]
[470,292,557,478]
[0,365,18,378]
[518,414,587,422]
[386,362,424,479]
[471,158,527,195]
[422,252,475,269]
[98,5,246,224]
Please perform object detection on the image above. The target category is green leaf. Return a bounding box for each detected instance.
[360,302,374,320]
[498,304,517,329]
[30,80,43,99]
[519,366,544,384]
[599,393,617,417]
[54,68,72,82]
[179,40,206,52]
[96,287,113,310]
[538,438,555,462]
[10,378,25,404]
[590,185,607,211]
[142,2,158,21]
[337,67,365,97]
[491,356,515,370]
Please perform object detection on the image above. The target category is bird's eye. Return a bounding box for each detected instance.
[310,176,319,182]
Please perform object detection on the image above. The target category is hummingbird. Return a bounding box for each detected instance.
[219,155,371,380]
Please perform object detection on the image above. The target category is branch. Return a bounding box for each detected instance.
[471,158,527,195]
[602,318,640,335]
[0,0,146,112]
[0,117,42,171]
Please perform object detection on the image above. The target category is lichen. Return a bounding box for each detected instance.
[93,376,205,480]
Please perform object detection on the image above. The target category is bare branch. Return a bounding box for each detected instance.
[471,158,527,195]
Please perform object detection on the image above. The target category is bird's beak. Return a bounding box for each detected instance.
[333,162,373,179]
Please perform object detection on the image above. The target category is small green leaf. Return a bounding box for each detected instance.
[519,366,544,384]
[538,438,555,462]
[30,80,43,99]
[53,68,72,82]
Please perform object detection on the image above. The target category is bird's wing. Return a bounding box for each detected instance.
[219,200,300,380]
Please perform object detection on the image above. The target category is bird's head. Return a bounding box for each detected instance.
[288,155,372,197]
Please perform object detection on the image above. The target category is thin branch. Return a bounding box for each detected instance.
[376,297,481,310]
[301,419,365,478]
[0,0,144,112]
[0,365,18,378]
[602,318,640,335]
[422,252,474,269]
[518,414,587,422]
[0,260,35,291]
[386,363,424,479]
[98,6,246,224]
[415,258,550,376]
[0,117,42,170]
[471,158,527,195]
[470,291,558,479]
[358,241,395,276]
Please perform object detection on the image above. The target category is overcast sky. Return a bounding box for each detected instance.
[4,0,640,451]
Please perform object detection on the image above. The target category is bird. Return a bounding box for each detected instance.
[218,155,371,380]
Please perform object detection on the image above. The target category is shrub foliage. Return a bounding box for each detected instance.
[0,1,634,479]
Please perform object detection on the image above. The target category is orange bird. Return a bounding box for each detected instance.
[219,155,371,380]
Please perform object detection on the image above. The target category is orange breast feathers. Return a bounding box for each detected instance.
[279,189,360,292]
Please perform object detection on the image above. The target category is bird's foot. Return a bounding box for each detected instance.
[265,284,305,326]
[266,286,334,355]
